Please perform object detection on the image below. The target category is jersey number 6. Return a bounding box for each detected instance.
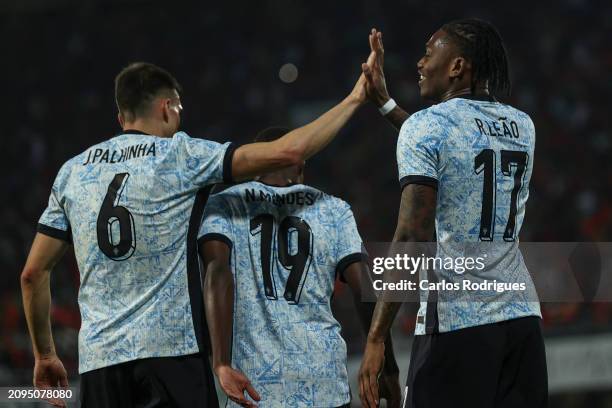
[96,173,136,260]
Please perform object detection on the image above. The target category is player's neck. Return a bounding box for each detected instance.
[257,174,297,187]
[440,88,488,102]
[440,83,490,103]
[122,119,169,138]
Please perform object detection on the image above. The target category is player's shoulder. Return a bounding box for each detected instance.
[51,154,81,189]
[452,97,533,124]
[501,103,535,129]
[282,182,344,204]
[170,130,191,143]
[304,185,352,215]
[399,103,455,138]
[169,130,222,148]
[207,182,244,203]
[52,139,109,184]
[481,101,536,137]
[324,191,350,210]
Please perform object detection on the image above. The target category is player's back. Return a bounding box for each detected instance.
[200,181,362,407]
[397,96,541,333]
[38,130,233,373]
[430,97,534,243]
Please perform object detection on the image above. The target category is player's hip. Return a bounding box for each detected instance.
[404,316,547,408]
[80,352,217,408]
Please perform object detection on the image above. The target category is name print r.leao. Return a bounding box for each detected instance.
[474,117,520,138]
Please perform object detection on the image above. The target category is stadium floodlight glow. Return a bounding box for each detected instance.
[279,63,298,83]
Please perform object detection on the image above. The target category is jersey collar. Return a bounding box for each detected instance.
[122,129,152,136]
[453,94,497,102]
[255,180,299,188]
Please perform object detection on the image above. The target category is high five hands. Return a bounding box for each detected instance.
[357,29,403,408]
[361,28,410,130]
[362,28,391,107]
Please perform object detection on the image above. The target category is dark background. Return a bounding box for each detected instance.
[1,0,611,406]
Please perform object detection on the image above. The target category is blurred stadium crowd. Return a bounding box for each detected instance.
[1,0,611,401]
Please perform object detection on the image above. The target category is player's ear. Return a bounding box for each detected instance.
[161,98,170,123]
[117,112,125,128]
[449,56,469,79]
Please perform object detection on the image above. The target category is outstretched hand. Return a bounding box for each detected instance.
[362,28,391,107]
[216,365,261,408]
[350,46,377,104]
[33,355,68,407]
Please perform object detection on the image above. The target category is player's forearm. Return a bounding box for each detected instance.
[280,94,362,161]
[351,291,399,373]
[367,300,402,344]
[384,106,411,131]
[370,88,410,131]
[21,269,56,359]
[345,263,388,342]
[232,94,362,181]
[204,262,234,369]
[345,263,400,369]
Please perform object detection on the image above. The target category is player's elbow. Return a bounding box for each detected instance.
[274,144,304,167]
[393,227,432,242]
[395,233,430,242]
[20,266,44,290]
[204,261,233,291]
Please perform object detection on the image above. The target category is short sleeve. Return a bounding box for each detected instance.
[333,201,367,282]
[198,193,234,249]
[38,166,72,243]
[397,110,444,190]
[172,132,237,188]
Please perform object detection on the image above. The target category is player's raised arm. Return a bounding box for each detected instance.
[362,28,411,130]
[230,58,373,182]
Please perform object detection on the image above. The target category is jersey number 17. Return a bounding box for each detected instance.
[474,149,528,241]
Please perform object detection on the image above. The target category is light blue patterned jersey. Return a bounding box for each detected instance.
[38,130,235,373]
[397,96,541,334]
[199,181,365,407]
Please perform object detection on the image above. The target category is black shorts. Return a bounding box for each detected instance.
[404,316,548,408]
[80,353,218,408]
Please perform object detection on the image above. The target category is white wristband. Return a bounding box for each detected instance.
[378,98,397,115]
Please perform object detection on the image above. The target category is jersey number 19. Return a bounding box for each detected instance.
[250,215,313,305]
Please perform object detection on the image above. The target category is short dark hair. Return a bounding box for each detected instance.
[114,62,182,121]
[254,126,291,143]
[442,18,511,97]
